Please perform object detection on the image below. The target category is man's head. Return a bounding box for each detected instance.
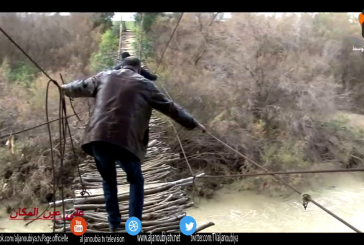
[122,57,142,73]
[121,52,131,59]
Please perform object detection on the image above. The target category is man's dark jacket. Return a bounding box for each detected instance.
[113,62,157,81]
[62,66,198,162]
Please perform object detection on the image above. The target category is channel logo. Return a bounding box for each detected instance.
[126,217,142,236]
[179,216,196,236]
[71,217,87,236]
[359,11,364,38]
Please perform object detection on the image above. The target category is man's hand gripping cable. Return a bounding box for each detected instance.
[0,234,68,243]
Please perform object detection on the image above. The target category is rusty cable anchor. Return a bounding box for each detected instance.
[80,184,90,197]
[302,193,311,210]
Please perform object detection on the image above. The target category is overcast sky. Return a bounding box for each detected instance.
[112,12,361,20]
[111,12,232,21]
[57,12,362,21]
[112,12,136,21]
[55,12,135,20]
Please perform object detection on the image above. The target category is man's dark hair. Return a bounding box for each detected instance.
[121,52,130,59]
[123,57,141,70]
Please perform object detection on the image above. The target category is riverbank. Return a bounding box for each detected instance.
[187,172,364,232]
[1,172,364,232]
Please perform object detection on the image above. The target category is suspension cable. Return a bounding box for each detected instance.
[0,25,89,233]
[154,13,184,75]
[1,14,361,234]
[0,27,53,80]
[0,110,87,140]
[197,167,364,178]
[146,13,198,204]
[205,132,362,233]
[149,14,362,233]
[152,12,194,177]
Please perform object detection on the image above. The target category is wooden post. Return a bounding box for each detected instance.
[139,13,145,60]
[118,16,123,60]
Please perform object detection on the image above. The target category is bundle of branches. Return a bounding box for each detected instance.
[51,116,214,233]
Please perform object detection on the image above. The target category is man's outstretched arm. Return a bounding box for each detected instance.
[140,68,158,81]
[61,72,103,98]
[147,82,205,132]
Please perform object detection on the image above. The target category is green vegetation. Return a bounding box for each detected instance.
[132,13,160,60]
[112,21,136,36]
[90,12,115,32]
[133,26,154,60]
[135,13,160,33]
[2,60,39,87]
[90,29,119,72]
[0,13,115,207]
[143,12,364,196]
[125,21,135,31]
[3,12,364,207]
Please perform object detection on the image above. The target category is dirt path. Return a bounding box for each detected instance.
[120,31,136,55]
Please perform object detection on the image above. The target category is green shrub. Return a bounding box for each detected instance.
[111,21,121,36]
[3,60,39,87]
[317,116,364,167]
[135,13,160,33]
[90,29,119,73]
[262,140,309,170]
[142,13,364,196]
[133,26,154,60]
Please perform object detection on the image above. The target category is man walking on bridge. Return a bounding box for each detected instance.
[114,52,158,81]
[61,57,205,232]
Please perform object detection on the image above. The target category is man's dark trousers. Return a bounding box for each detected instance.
[90,141,144,230]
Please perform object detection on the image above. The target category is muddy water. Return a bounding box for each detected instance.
[187,173,364,232]
[1,173,364,233]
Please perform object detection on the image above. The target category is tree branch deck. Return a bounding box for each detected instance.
[51,29,214,234]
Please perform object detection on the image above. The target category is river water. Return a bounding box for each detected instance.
[1,173,364,233]
[187,173,364,233]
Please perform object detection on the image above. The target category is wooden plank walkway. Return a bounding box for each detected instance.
[51,117,211,233]
[51,28,214,233]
